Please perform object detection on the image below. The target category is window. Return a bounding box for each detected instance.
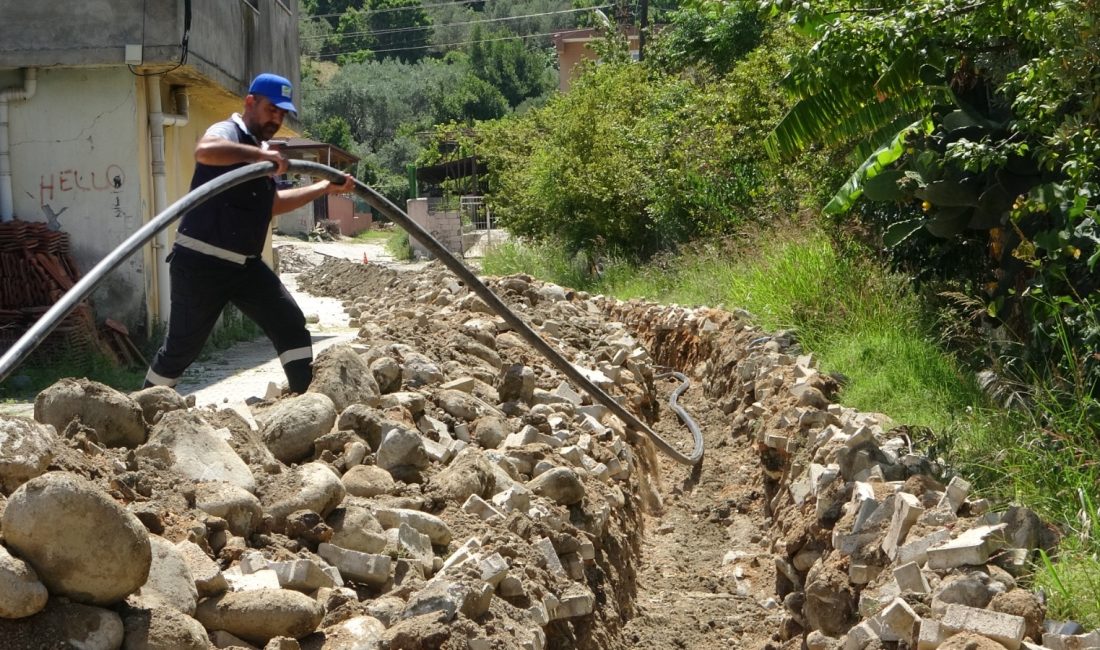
[275,0,292,15]
[242,0,259,12]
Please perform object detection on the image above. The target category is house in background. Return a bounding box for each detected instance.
[552,27,640,93]
[0,0,301,338]
[275,138,370,237]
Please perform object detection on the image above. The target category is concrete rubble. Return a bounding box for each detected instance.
[604,297,1077,650]
[0,257,1088,649]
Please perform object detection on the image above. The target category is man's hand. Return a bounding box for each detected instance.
[257,148,289,176]
[325,174,355,195]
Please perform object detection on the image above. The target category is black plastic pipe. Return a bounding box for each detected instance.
[0,160,704,466]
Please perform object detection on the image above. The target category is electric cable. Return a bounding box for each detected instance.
[0,160,704,467]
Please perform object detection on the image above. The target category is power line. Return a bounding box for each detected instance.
[307,0,482,20]
[316,27,566,58]
[306,0,583,21]
[302,5,609,41]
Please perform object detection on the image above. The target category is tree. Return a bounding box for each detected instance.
[468,26,555,108]
[368,0,433,62]
[731,0,1100,393]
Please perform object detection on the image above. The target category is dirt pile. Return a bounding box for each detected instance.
[0,256,1084,649]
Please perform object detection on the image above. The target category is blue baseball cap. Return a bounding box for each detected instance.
[248,73,297,113]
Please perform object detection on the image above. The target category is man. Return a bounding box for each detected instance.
[144,72,354,394]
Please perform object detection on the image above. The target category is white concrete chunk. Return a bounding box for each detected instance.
[941,603,1026,650]
[927,524,1007,570]
[876,597,920,644]
[317,543,392,586]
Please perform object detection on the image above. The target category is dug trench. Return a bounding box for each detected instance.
[0,255,1073,649]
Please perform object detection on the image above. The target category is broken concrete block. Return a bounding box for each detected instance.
[939,476,971,513]
[534,537,565,577]
[1042,629,1100,650]
[941,603,1026,650]
[441,538,481,572]
[927,524,1008,570]
[223,567,280,592]
[876,597,920,645]
[492,486,531,513]
[897,529,953,566]
[478,553,509,587]
[882,492,924,559]
[843,621,882,650]
[441,377,477,393]
[554,584,595,619]
[917,618,946,650]
[893,562,930,594]
[317,543,391,586]
[849,563,882,586]
[268,559,337,593]
[462,494,505,522]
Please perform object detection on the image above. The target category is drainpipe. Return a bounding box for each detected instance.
[0,68,38,222]
[146,76,189,323]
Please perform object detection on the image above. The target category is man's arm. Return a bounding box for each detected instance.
[194,134,289,175]
[272,174,355,216]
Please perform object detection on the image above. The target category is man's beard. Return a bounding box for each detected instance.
[258,122,280,141]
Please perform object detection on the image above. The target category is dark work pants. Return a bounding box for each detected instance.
[145,247,313,393]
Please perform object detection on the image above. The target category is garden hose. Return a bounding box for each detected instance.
[0,160,704,466]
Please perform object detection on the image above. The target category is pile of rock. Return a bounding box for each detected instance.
[609,300,1088,650]
[0,261,674,649]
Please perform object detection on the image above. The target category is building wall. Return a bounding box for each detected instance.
[407,198,464,260]
[0,0,300,107]
[5,67,148,326]
[556,35,640,92]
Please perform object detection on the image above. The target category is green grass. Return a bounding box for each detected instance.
[0,352,146,402]
[353,228,396,242]
[386,229,414,261]
[0,305,262,403]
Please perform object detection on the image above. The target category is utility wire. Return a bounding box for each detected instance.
[307,0,485,20]
[307,0,605,20]
[316,28,565,57]
[302,5,609,41]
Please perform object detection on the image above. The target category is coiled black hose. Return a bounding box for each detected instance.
[0,160,704,466]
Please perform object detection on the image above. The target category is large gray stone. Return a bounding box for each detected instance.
[472,416,509,449]
[176,540,227,597]
[327,502,388,555]
[195,588,324,645]
[372,507,451,546]
[434,390,482,422]
[309,345,380,412]
[302,615,385,650]
[129,385,188,426]
[527,467,585,506]
[375,428,428,471]
[258,393,338,464]
[400,352,443,387]
[342,464,395,498]
[132,536,198,616]
[370,356,402,394]
[428,448,496,504]
[0,543,47,619]
[122,605,210,650]
[0,600,124,649]
[260,463,346,530]
[194,480,263,537]
[498,365,534,403]
[0,415,55,493]
[2,472,151,605]
[34,377,146,448]
[137,411,256,493]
